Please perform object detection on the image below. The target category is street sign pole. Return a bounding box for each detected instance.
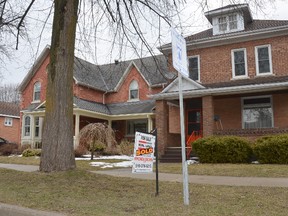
[178,72,189,205]
[171,27,190,206]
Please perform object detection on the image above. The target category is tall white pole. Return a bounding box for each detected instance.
[178,72,190,205]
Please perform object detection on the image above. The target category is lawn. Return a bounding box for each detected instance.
[0,168,287,216]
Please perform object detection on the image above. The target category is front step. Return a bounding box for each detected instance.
[160,147,198,163]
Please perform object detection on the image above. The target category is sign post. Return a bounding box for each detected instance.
[171,27,190,206]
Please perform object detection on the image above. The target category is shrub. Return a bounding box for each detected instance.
[20,144,31,152]
[118,139,134,156]
[22,148,41,157]
[253,134,288,164]
[0,144,18,156]
[74,146,87,157]
[193,136,252,163]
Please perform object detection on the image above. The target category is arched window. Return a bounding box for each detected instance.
[24,116,31,136]
[33,82,41,101]
[129,80,139,100]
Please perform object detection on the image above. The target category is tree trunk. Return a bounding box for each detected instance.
[40,0,79,172]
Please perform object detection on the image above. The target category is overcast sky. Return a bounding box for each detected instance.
[1,0,288,85]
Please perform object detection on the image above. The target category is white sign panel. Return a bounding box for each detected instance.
[171,28,188,77]
[132,132,156,173]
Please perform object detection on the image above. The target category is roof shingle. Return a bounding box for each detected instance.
[0,102,20,117]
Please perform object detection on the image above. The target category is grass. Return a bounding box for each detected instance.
[0,168,287,216]
[1,156,288,177]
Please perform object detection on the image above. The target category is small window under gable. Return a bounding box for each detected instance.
[33,82,41,102]
[4,117,13,126]
[129,80,139,101]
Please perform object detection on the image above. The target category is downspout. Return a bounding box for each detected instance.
[102,91,108,104]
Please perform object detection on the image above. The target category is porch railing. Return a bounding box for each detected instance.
[186,131,202,159]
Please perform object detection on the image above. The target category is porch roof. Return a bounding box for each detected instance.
[22,97,156,116]
[150,75,288,100]
[0,102,20,118]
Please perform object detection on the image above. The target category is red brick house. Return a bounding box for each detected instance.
[19,46,174,148]
[153,4,288,155]
[0,102,20,144]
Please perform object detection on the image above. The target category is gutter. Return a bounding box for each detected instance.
[150,81,288,100]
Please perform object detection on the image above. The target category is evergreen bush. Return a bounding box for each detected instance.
[193,136,252,163]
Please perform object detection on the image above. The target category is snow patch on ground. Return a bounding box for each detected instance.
[76,155,134,168]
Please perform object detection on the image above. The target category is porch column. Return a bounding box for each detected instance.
[74,113,80,148]
[31,116,35,148]
[108,119,112,128]
[147,115,153,132]
[155,100,168,155]
[202,96,214,137]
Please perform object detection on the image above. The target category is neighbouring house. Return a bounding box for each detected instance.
[152,3,288,157]
[19,46,174,148]
[0,101,20,144]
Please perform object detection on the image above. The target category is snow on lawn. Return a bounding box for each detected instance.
[76,155,133,169]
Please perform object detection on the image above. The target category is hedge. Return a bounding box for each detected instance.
[253,134,288,164]
[22,148,41,157]
[193,136,252,163]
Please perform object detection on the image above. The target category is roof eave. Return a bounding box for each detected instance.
[160,25,288,53]
[151,82,288,100]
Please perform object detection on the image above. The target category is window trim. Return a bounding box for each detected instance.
[217,13,239,34]
[33,81,41,103]
[188,55,200,82]
[23,115,31,137]
[128,80,139,101]
[255,44,273,76]
[241,95,274,129]
[231,48,248,79]
[4,117,13,127]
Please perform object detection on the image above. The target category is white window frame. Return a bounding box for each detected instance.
[217,13,239,34]
[23,115,31,137]
[4,117,13,126]
[231,48,248,79]
[188,55,200,82]
[255,44,273,76]
[128,80,139,101]
[241,95,274,129]
[33,82,41,102]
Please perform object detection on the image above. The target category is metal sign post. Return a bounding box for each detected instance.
[171,28,190,206]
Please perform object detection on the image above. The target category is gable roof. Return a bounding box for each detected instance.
[73,54,175,92]
[0,102,20,118]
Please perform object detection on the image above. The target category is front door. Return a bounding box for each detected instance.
[187,109,202,137]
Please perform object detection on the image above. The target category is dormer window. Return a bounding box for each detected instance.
[217,14,238,33]
[129,80,139,101]
[33,82,41,102]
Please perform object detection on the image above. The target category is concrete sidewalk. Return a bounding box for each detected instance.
[93,168,288,187]
[0,163,39,172]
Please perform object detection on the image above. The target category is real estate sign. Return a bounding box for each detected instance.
[132,132,156,173]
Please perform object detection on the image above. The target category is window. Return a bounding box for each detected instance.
[229,14,238,30]
[35,117,40,137]
[127,119,147,135]
[4,117,13,126]
[232,48,247,78]
[242,96,273,129]
[33,82,41,101]
[218,16,227,31]
[255,45,272,75]
[129,80,139,100]
[217,14,238,33]
[24,116,31,136]
[188,56,200,81]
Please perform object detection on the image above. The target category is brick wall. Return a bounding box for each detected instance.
[0,117,20,144]
[272,92,288,128]
[202,96,214,137]
[185,35,288,84]
[73,83,103,103]
[214,96,242,130]
[106,65,164,104]
[168,105,180,133]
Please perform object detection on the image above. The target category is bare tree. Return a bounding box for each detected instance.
[0,83,19,102]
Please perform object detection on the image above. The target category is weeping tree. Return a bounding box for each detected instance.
[79,123,117,160]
